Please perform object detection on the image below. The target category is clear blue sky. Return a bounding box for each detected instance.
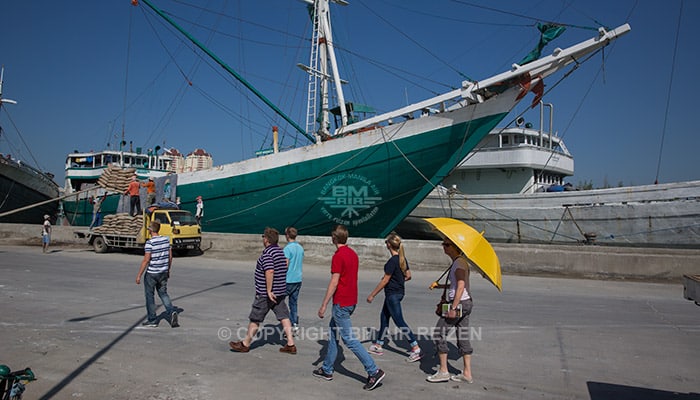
[1,0,698,188]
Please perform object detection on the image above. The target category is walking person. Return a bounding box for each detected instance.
[313,224,385,391]
[124,175,142,216]
[426,238,474,384]
[195,196,204,225]
[135,220,179,328]
[229,227,297,354]
[284,227,304,336]
[41,214,51,253]
[366,231,422,362]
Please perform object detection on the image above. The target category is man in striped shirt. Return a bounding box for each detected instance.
[136,220,179,328]
[229,227,297,354]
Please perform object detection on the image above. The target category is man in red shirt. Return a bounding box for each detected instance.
[314,224,385,391]
[124,175,142,216]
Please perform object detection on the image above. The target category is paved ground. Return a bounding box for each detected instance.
[1,244,699,400]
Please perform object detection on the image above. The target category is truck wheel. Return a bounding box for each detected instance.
[93,237,109,253]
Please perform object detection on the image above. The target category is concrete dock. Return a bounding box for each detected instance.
[0,243,698,400]
[2,223,699,281]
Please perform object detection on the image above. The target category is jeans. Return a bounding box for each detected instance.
[286,282,302,325]
[90,212,102,228]
[376,293,417,347]
[322,304,378,375]
[144,272,175,323]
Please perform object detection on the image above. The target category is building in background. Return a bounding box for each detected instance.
[163,148,185,173]
[184,148,213,172]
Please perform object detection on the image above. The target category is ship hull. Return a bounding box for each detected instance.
[402,180,700,248]
[0,157,59,224]
[174,96,516,237]
[62,196,120,226]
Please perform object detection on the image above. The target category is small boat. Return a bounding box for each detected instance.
[127,0,630,238]
[0,67,60,224]
[62,148,175,226]
[441,101,574,196]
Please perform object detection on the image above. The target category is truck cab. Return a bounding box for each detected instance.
[146,208,201,255]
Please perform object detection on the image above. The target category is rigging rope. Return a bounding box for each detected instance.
[655,0,683,184]
[0,109,43,172]
[356,0,475,83]
[122,6,135,150]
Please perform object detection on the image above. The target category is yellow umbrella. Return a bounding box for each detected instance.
[424,217,502,291]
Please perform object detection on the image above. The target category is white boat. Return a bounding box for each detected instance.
[62,149,175,226]
[400,104,700,248]
[442,102,574,195]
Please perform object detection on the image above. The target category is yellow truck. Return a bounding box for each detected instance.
[87,206,201,256]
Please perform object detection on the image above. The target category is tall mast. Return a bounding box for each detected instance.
[0,67,18,107]
[299,0,348,138]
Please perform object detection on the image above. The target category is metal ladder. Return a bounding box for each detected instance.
[304,1,321,139]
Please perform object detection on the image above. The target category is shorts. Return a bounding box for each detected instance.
[433,298,474,355]
[248,294,290,323]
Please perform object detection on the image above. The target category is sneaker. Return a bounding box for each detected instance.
[279,344,297,354]
[170,312,179,328]
[229,341,250,353]
[450,373,474,384]
[312,367,333,381]
[292,324,300,337]
[363,369,385,391]
[426,370,451,383]
[141,321,158,328]
[406,349,422,363]
[368,344,384,355]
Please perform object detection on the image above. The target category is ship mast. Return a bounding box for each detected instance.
[0,67,18,108]
[299,0,348,140]
[0,66,18,144]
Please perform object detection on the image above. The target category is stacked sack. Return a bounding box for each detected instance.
[97,165,137,192]
[91,213,142,236]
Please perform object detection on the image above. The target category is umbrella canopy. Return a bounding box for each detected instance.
[424,217,502,291]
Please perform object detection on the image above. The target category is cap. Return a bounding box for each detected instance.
[148,177,154,181]
[196,195,202,200]
[44,214,50,219]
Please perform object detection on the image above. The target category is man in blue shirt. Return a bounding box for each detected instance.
[284,226,304,336]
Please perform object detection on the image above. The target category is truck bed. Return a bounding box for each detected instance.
[682,274,700,305]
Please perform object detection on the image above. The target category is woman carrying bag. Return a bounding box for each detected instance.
[366,232,422,362]
[426,238,474,384]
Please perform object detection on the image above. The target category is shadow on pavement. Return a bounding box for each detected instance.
[40,281,235,399]
[587,381,700,400]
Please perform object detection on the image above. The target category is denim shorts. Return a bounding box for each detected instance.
[248,294,290,323]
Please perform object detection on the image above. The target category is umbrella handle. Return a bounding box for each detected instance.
[429,265,451,290]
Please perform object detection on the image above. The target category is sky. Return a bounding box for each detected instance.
[1,0,698,189]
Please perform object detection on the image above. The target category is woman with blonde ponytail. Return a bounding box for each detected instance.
[366,232,422,362]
